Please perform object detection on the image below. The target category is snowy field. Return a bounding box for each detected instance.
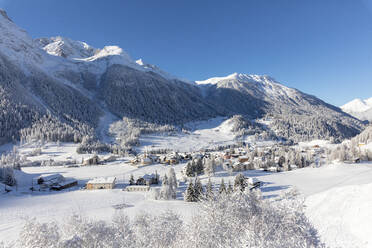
[1,154,372,247]
[137,116,274,153]
[1,140,372,247]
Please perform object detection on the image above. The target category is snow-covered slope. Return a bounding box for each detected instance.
[0,9,365,145]
[196,73,365,142]
[341,98,372,121]
[35,36,98,59]
[196,73,297,102]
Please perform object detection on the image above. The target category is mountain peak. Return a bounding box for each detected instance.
[341,98,372,113]
[0,9,12,23]
[36,36,98,59]
[195,72,275,85]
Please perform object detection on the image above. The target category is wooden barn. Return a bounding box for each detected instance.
[51,179,78,191]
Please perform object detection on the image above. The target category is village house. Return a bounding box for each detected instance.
[130,154,153,167]
[86,177,116,190]
[32,174,77,191]
[130,173,159,186]
[238,155,249,163]
[83,155,100,166]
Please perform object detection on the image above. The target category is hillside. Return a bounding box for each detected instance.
[197,73,364,142]
[0,9,365,147]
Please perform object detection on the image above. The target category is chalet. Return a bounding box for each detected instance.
[223,153,231,160]
[83,155,100,166]
[238,156,249,163]
[86,177,116,190]
[130,173,159,186]
[141,156,152,165]
[130,154,153,167]
[165,152,180,164]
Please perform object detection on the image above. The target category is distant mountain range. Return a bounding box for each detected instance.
[0,9,365,145]
[341,98,372,122]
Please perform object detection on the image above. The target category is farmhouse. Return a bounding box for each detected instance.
[86,177,116,190]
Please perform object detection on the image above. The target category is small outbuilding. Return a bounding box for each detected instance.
[86,177,116,190]
[125,185,150,192]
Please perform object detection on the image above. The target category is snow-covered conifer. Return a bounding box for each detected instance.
[206,178,214,199]
[219,178,227,194]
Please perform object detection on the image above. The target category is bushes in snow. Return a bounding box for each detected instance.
[14,190,324,248]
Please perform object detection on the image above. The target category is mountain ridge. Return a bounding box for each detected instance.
[0,9,365,146]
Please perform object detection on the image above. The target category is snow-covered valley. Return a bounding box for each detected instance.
[0,5,371,248]
[1,138,372,247]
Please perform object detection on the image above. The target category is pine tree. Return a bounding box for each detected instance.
[195,158,204,175]
[204,158,216,176]
[206,178,214,199]
[168,168,177,199]
[219,178,227,194]
[194,177,204,200]
[160,174,171,200]
[185,161,194,177]
[227,180,233,194]
[184,180,197,202]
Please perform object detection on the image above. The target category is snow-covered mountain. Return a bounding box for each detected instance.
[0,9,365,145]
[341,98,372,122]
[196,73,364,142]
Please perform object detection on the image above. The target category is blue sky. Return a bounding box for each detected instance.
[1,0,372,106]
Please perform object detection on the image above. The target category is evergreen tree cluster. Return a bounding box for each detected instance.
[185,158,204,177]
[20,114,95,144]
[152,168,178,200]
[270,112,363,143]
[109,116,177,149]
[0,149,22,186]
[184,177,234,202]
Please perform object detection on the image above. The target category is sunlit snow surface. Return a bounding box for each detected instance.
[1,140,372,247]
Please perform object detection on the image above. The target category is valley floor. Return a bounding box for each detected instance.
[0,140,372,248]
[1,152,372,247]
